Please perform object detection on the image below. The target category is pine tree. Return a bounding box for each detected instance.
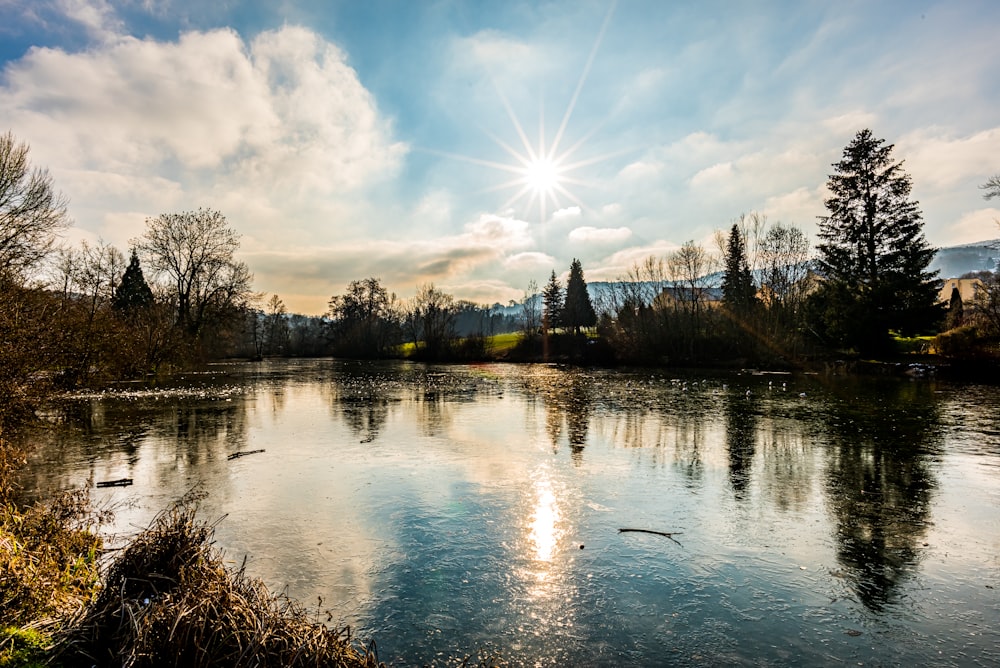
[542,270,563,333]
[562,258,596,335]
[811,129,940,352]
[721,223,756,313]
[112,250,154,314]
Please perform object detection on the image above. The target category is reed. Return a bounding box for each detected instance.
[58,494,382,667]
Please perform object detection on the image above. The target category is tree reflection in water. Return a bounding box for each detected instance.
[725,392,757,500]
[822,379,941,611]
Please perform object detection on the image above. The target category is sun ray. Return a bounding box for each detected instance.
[431,1,630,224]
[550,1,617,159]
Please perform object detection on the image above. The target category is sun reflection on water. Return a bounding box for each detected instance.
[529,472,562,564]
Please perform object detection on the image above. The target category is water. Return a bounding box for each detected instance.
[18,359,1000,666]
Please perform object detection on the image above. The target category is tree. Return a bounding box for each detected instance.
[137,208,253,337]
[328,277,398,358]
[721,223,756,313]
[562,258,596,335]
[759,223,810,315]
[980,174,1000,201]
[263,294,289,356]
[113,250,155,314]
[811,129,940,352]
[0,131,70,278]
[542,270,563,333]
[519,279,540,339]
[407,283,457,359]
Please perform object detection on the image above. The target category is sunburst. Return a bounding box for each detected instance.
[429,2,624,224]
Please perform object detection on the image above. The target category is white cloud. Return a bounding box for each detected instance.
[551,206,581,221]
[568,226,632,244]
[822,111,879,137]
[504,251,556,271]
[1,24,407,251]
[898,127,1000,191]
[690,161,734,188]
[944,208,1000,246]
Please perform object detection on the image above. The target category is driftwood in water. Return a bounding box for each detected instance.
[227,449,265,461]
[619,528,684,546]
[96,478,133,488]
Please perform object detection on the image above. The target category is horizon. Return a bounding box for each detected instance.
[3,0,999,315]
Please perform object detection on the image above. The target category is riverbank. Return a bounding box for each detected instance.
[1,438,384,667]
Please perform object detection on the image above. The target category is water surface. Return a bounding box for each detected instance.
[20,360,1000,666]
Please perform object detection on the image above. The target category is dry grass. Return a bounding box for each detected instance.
[59,494,383,668]
[1,441,104,632]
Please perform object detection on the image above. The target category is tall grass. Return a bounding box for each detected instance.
[58,493,383,668]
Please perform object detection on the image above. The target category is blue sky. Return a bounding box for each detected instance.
[2,0,998,314]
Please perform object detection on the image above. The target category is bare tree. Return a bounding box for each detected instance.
[759,223,810,315]
[519,279,540,339]
[408,283,457,359]
[137,208,253,336]
[263,293,289,356]
[0,131,70,278]
[980,174,1000,201]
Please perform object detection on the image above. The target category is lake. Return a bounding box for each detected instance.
[18,359,1000,666]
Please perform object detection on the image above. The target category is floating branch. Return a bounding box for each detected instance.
[96,478,133,488]
[619,528,684,546]
[227,449,265,461]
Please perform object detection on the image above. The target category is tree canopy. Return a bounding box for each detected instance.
[562,258,596,335]
[113,250,155,314]
[810,129,940,352]
[137,208,253,337]
[0,130,69,279]
[721,223,756,313]
[542,270,563,333]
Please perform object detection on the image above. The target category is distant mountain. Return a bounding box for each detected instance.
[490,240,999,317]
[930,239,999,278]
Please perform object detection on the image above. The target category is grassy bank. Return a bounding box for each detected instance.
[1,438,383,667]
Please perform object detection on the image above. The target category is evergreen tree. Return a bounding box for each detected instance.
[562,258,596,335]
[112,250,154,314]
[721,223,757,313]
[542,270,563,333]
[810,129,940,353]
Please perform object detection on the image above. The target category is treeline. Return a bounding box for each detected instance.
[4,126,1000,430]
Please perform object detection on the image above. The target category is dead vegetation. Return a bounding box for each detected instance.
[1,441,104,631]
[57,493,383,668]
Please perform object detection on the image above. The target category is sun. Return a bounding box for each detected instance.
[428,3,622,224]
[522,157,562,196]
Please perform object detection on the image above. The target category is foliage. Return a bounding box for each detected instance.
[542,270,563,333]
[562,259,595,335]
[328,277,399,358]
[721,223,756,313]
[1,438,104,630]
[112,251,155,314]
[809,129,941,354]
[0,131,69,279]
[1,625,48,667]
[58,496,382,668]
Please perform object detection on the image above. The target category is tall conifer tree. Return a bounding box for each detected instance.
[112,250,154,314]
[542,270,563,333]
[721,223,756,313]
[811,129,940,352]
[562,258,596,335]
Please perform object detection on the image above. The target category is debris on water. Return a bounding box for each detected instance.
[96,478,133,488]
[227,449,265,460]
[845,629,863,637]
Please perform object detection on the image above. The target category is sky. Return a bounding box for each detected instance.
[2,0,999,315]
